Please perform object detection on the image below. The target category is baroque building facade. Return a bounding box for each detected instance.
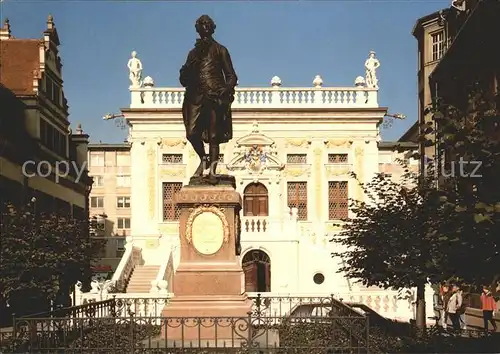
[96,50,420,298]
[79,50,436,323]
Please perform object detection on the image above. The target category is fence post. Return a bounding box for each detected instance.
[255,293,262,318]
[246,311,253,348]
[111,295,117,317]
[11,313,16,338]
[365,315,370,353]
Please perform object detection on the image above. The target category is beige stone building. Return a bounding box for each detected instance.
[87,143,132,272]
[412,9,449,166]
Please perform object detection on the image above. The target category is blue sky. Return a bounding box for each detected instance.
[1,0,450,143]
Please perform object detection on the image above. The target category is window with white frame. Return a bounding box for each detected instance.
[286,154,307,164]
[90,152,105,167]
[116,196,131,208]
[90,196,104,208]
[431,31,445,62]
[116,175,131,187]
[117,218,131,229]
[92,175,104,187]
[116,152,131,166]
[162,154,183,164]
[115,238,126,257]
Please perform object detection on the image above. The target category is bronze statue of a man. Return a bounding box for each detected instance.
[180,15,238,182]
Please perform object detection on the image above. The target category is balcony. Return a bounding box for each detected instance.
[130,86,378,109]
[243,216,268,233]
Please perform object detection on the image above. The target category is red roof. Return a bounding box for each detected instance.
[0,39,41,95]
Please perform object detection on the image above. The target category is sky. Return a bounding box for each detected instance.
[1,0,451,144]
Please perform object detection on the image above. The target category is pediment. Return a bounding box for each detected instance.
[235,132,275,148]
[227,122,284,174]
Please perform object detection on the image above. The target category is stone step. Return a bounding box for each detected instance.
[126,265,160,293]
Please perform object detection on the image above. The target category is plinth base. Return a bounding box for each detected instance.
[161,295,253,345]
[189,174,236,189]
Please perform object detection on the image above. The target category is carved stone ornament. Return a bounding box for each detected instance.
[227,122,284,174]
[285,138,311,148]
[185,205,229,246]
[324,140,353,148]
[283,166,311,177]
[159,138,187,148]
[159,166,186,178]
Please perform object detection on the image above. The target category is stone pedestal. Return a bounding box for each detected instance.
[162,177,252,346]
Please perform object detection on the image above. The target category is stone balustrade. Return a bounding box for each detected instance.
[130,86,379,109]
[243,216,268,233]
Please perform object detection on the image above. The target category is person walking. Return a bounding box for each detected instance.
[481,286,498,332]
[441,284,451,328]
[447,284,463,331]
[457,287,469,330]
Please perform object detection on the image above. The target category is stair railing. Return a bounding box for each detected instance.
[111,237,142,292]
[152,248,174,293]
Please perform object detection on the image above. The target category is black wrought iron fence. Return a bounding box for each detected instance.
[5,314,369,353]
[0,294,370,353]
[19,297,116,319]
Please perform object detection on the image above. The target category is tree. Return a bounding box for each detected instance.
[0,201,105,315]
[331,167,450,329]
[332,85,500,329]
[423,85,500,289]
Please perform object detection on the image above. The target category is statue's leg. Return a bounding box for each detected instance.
[208,108,219,178]
[184,104,207,177]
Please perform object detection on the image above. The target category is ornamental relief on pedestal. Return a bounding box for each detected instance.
[185,205,229,246]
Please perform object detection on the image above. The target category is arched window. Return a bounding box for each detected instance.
[242,250,271,292]
[243,183,269,216]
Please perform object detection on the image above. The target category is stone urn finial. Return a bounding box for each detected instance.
[271,76,282,87]
[313,75,323,88]
[354,76,366,87]
[143,76,154,87]
[75,124,83,134]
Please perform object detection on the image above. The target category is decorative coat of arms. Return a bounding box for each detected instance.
[244,145,267,173]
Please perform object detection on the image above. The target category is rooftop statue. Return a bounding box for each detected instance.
[365,50,380,89]
[128,51,143,88]
[179,15,238,185]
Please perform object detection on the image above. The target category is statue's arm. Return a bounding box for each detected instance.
[179,51,196,87]
[220,47,238,90]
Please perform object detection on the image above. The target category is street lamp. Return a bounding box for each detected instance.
[103,113,128,130]
[382,112,406,129]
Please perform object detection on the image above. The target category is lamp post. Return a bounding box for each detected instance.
[382,112,406,129]
[103,113,128,130]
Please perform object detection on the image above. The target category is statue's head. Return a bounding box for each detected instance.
[195,15,216,38]
[131,51,137,57]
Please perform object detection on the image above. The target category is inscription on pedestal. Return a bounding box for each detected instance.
[186,205,229,255]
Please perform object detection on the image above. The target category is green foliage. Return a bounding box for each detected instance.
[0,202,105,311]
[421,87,500,287]
[332,85,500,299]
[332,169,446,290]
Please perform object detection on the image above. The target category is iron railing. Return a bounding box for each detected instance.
[3,314,369,353]
[0,294,370,352]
